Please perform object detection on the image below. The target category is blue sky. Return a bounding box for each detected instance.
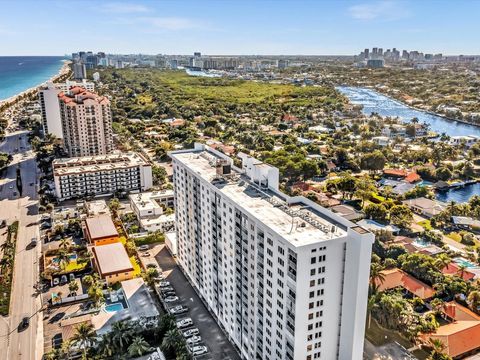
[1,0,479,55]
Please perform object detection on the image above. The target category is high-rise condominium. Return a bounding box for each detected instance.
[169,143,374,360]
[39,80,95,139]
[59,87,113,157]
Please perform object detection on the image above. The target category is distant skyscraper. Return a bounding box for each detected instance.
[364,48,369,59]
[73,62,87,80]
[278,59,289,69]
[58,87,113,157]
[194,52,201,58]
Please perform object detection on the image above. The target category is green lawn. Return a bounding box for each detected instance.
[417,219,432,231]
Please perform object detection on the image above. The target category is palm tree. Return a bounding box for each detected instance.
[143,267,159,288]
[128,336,152,357]
[70,322,97,360]
[161,329,182,354]
[99,333,115,358]
[367,295,376,329]
[468,290,480,313]
[434,254,452,271]
[369,262,385,290]
[68,280,79,296]
[111,321,133,352]
[457,264,468,280]
[56,249,71,270]
[426,338,451,360]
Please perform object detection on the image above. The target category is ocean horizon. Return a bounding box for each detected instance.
[0,56,66,101]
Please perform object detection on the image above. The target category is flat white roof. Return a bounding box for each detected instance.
[53,152,149,176]
[129,190,174,212]
[171,150,347,247]
[140,214,175,227]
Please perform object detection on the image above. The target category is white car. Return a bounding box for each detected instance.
[138,245,149,251]
[164,296,179,303]
[191,346,208,356]
[169,305,188,315]
[186,335,202,346]
[176,318,193,328]
[159,281,170,287]
[183,328,199,338]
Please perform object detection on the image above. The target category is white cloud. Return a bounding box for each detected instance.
[100,2,150,13]
[348,1,410,21]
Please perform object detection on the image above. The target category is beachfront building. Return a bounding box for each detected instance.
[59,86,113,157]
[52,152,153,201]
[39,80,95,139]
[73,62,87,80]
[169,143,374,360]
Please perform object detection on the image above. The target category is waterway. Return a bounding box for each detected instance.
[338,86,480,203]
[337,86,480,138]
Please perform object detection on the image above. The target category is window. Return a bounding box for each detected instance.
[311,257,316,264]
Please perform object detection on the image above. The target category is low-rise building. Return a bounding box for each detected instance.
[129,191,175,232]
[84,200,111,217]
[92,242,134,285]
[84,214,119,246]
[376,268,435,300]
[403,197,446,218]
[53,152,153,200]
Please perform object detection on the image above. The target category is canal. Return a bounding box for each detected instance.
[337,86,480,203]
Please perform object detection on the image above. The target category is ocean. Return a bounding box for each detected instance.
[0,56,66,101]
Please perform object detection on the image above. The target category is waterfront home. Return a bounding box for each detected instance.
[451,216,480,231]
[419,302,480,358]
[382,124,407,138]
[403,197,446,219]
[449,135,480,148]
[375,268,435,300]
[371,136,390,147]
[91,243,134,285]
[383,169,421,184]
[392,236,443,256]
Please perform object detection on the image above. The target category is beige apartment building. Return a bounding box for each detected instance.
[59,87,114,157]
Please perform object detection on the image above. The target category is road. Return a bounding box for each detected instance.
[0,130,42,360]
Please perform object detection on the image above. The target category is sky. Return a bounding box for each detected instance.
[1,0,479,56]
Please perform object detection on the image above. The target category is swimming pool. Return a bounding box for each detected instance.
[453,257,479,269]
[104,303,124,313]
[412,238,430,248]
[52,254,77,263]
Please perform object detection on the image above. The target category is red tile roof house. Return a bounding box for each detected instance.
[442,263,475,281]
[375,268,435,300]
[383,169,422,183]
[420,302,480,358]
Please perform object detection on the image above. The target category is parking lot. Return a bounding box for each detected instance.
[152,244,241,360]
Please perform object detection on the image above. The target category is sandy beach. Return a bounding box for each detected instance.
[0,60,72,111]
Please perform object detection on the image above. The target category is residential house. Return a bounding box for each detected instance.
[91,242,134,285]
[403,197,446,218]
[376,268,435,300]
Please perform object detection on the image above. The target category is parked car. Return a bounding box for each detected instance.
[164,296,179,303]
[146,263,158,269]
[162,291,176,297]
[141,252,151,257]
[191,346,208,356]
[17,317,29,332]
[40,222,52,230]
[0,220,6,228]
[170,305,188,315]
[176,318,193,329]
[52,278,59,286]
[186,336,202,346]
[138,245,149,251]
[26,237,37,250]
[161,286,174,292]
[60,275,68,284]
[182,328,199,338]
[159,281,170,287]
[69,273,75,281]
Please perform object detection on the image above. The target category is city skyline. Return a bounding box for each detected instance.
[1,0,480,56]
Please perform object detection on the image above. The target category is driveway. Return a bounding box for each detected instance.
[155,245,241,360]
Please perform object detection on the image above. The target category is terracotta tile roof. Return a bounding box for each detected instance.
[420,302,480,357]
[405,172,421,183]
[376,268,435,299]
[384,169,408,177]
[442,263,475,281]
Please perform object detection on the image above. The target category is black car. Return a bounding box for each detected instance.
[18,317,29,332]
[0,220,6,228]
